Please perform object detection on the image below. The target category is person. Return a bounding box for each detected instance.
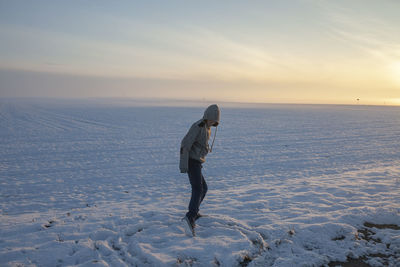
[180,104,220,235]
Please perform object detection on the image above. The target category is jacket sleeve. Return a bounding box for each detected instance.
[179,124,199,173]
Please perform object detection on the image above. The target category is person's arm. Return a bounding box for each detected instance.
[179,124,199,173]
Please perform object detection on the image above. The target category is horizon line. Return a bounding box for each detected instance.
[1,96,399,108]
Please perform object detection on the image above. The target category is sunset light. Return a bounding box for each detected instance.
[0,0,399,105]
[390,61,400,85]
[1,1,400,266]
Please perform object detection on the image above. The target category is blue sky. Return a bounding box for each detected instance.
[1,0,399,105]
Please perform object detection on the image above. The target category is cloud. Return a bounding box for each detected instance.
[319,1,400,62]
[0,20,297,83]
[1,2,398,104]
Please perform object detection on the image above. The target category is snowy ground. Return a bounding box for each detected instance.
[0,98,399,267]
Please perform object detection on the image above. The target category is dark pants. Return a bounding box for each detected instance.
[186,158,208,220]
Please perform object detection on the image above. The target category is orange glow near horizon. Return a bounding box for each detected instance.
[0,1,399,106]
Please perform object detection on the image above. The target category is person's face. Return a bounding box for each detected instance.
[207,120,217,127]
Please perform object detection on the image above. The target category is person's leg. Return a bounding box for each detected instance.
[193,175,208,221]
[200,174,208,204]
[186,159,204,222]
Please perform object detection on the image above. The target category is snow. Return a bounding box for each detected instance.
[0,98,399,266]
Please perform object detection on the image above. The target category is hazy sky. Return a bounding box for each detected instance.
[1,0,399,105]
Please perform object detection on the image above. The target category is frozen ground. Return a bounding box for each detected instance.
[0,98,399,266]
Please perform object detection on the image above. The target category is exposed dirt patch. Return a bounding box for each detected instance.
[239,254,253,267]
[363,222,400,230]
[327,222,399,267]
[328,257,371,267]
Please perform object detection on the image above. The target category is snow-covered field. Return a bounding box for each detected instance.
[1,99,399,267]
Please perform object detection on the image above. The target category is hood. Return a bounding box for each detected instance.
[203,104,220,126]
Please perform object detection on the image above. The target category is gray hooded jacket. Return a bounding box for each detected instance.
[179,104,220,173]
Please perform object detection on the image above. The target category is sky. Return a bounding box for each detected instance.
[0,0,399,105]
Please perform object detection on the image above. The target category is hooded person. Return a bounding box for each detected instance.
[179,104,220,235]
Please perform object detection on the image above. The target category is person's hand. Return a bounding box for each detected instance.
[180,168,187,173]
